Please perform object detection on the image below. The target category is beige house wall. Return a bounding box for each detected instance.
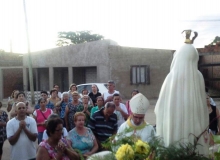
[108,46,174,99]
[23,40,116,84]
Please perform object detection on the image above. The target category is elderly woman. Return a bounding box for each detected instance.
[10,92,33,119]
[36,118,80,160]
[0,101,8,160]
[68,83,77,102]
[89,84,101,106]
[65,91,82,131]
[78,95,93,126]
[33,98,53,144]
[207,95,220,135]
[68,112,98,159]
[80,89,94,106]
[55,92,69,127]
[7,90,19,112]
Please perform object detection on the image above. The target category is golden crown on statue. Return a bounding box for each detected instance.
[182,30,198,44]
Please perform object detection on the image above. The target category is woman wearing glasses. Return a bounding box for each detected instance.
[36,118,80,160]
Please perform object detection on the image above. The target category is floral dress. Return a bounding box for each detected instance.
[67,102,83,130]
[39,139,70,160]
[60,101,68,119]
[0,110,8,144]
[67,127,95,154]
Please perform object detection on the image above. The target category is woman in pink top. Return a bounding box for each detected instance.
[33,98,53,144]
[126,89,139,116]
[36,118,80,160]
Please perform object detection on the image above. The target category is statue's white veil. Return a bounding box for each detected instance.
[155,43,209,155]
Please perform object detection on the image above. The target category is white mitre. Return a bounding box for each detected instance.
[130,93,150,114]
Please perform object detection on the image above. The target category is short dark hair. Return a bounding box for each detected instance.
[50,89,58,95]
[16,92,25,99]
[40,91,48,95]
[46,118,63,137]
[108,80,115,85]
[132,89,139,94]
[105,102,116,109]
[82,89,88,94]
[113,93,120,98]
[37,98,47,104]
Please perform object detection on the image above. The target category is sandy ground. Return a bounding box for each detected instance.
[1,98,220,160]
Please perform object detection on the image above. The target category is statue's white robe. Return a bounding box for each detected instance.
[155,44,209,155]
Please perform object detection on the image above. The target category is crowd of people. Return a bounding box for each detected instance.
[0,80,219,160]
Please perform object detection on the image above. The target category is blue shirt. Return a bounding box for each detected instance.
[67,128,95,154]
[60,101,68,118]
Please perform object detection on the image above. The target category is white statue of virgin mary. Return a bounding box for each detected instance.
[154,30,209,155]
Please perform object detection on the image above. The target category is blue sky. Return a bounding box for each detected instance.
[0,0,219,53]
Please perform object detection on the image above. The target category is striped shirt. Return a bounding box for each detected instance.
[88,108,117,142]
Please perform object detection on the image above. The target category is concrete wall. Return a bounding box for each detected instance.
[108,45,173,99]
[23,40,116,84]
[0,52,22,67]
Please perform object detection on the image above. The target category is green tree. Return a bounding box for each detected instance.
[210,36,220,45]
[56,30,104,46]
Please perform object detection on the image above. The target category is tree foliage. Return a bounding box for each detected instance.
[56,30,104,46]
[210,36,220,45]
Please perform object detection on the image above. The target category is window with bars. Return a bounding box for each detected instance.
[130,65,150,84]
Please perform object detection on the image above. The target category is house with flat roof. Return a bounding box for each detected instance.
[0,39,174,100]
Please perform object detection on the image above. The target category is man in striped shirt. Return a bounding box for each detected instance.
[88,102,117,150]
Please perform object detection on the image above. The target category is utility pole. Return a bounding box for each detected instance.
[23,0,35,105]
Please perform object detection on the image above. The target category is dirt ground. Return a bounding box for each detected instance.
[1,98,220,160]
